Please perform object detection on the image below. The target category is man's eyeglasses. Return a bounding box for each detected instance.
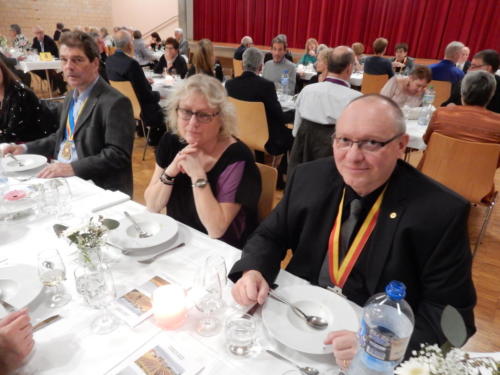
[333,133,403,152]
[469,63,487,70]
[177,108,220,124]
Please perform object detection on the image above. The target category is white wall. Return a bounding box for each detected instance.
[111,0,179,39]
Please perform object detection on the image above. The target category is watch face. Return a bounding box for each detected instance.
[194,178,208,188]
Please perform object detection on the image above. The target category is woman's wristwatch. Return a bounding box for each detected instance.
[160,171,175,186]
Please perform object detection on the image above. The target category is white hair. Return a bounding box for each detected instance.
[444,41,465,60]
[174,28,184,35]
[241,36,253,46]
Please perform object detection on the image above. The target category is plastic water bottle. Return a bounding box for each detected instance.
[348,281,415,375]
[280,70,290,95]
[422,86,436,106]
[417,86,436,126]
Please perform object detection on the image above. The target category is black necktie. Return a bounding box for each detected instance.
[339,199,362,260]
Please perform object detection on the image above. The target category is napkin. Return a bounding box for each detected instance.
[75,190,130,213]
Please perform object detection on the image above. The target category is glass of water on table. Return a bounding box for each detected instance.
[37,249,72,308]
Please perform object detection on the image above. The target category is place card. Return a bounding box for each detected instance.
[39,52,53,61]
[114,275,175,327]
[108,333,204,375]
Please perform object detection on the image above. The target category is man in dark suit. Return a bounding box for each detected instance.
[233,36,253,60]
[229,95,476,366]
[4,31,135,196]
[106,30,166,146]
[225,47,293,156]
[32,26,66,94]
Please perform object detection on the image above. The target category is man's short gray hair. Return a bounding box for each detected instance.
[242,47,263,73]
[461,70,497,107]
[241,36,253,46]
[174,28,184,35]
[114,30,132,49]
[444,41,465,60]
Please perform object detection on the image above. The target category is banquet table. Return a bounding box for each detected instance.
[17,59,63,98]
[0,175,360,375]
[349,72,363,87]
[406,120,427,150]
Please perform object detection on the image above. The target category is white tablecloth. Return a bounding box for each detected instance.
[349,72,363,86]
[0,176,358,374]
[406,119,427,150]
[18,60,62,73]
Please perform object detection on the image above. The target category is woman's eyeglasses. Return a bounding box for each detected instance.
[177,107,220,123]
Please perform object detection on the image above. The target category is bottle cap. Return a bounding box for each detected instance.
[385,280,406,301]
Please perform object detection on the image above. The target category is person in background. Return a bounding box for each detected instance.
[132,30,154,67]
[364,37,394,78]
[429,41,465,84]
[53,22,64,42]
[233,35,253,60]
[442,49,500,113]
[351,42,365,72]
[391,43,414,75]
[298,38,318,66]
[229,94,476,365]
[144,74,261,248]
[262,35,297,93]
[0,310,34,375]
[0,59,58,143]
[263,33,294,64]
[187,39,223,82]
[100,27,113,48]
[150,32,162,51]
[308,47,332,84]
[89,28,107,61]
[153,37,188,78]
[107,30,166,146]
[9,24,29,51]
[174,28,189,56]
[3,31,136,195]
[380,65,432,108]
[423,71,500,150]
[457,46,471,73]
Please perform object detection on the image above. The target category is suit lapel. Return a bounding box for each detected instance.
[364,162,410,295]
[73,77,104,135]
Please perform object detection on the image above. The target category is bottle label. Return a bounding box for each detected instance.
[359,321,409,361]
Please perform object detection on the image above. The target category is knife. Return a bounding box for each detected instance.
[33,314,62,332]
[243,283,279,316]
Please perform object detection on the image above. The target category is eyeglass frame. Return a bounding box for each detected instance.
[469,63,488,70]
[176,107,220,124]
[333,133,405,152]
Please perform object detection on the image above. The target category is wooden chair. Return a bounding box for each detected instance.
[361,73,389,95]
[108,46,117,56]
[429,80,452,107]
[419,132,500,255]
[109,80,151,160]
[256,162,277,222]
[232,58,243,78]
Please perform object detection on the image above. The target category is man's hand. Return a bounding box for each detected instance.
[231,270,270,306]
[0,309,34,371]
[37,162,75,178]
[1,144,26,156]
[324,330,358,369]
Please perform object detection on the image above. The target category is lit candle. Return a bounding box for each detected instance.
[152,285,187,329]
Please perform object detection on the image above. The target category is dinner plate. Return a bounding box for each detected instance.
[262,285,359,355]
[0,265,43,310]
[108,212,179,250]
[2,154,47,172]
[0,183,43,223]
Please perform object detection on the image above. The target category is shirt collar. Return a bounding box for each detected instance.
[73,76,99,102]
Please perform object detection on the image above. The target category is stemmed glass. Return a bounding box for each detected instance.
[74,264,120,334]
[37,249,71,308]
[193,255,227,336]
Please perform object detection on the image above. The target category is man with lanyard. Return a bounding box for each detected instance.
[288,46,361,176]
[4,31,135,195]
[229,94,476,368]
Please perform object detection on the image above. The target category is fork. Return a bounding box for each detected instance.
[6,153,24,167]
[137,242,185,264]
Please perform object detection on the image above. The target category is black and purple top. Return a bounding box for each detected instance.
[156,133,261,248]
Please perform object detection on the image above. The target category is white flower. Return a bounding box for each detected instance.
[395,358,430,375]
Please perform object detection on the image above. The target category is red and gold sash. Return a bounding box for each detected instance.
[328,187,387,288]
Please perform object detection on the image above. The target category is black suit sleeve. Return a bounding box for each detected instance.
[127,59,160,103]
[153,55,166,74]
[173,55,188,78]
[441,81,461,107]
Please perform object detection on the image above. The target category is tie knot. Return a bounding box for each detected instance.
[349,199,362,218]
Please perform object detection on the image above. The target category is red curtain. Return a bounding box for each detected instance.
[193,0,500,59]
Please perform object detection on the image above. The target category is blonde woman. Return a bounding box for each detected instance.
[187,38,223,82]
[144,74,261,247]
[298,38,319,65]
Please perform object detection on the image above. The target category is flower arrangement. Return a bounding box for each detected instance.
[54,216,119,264]
[395,344,499,375]
[0,36,7,48]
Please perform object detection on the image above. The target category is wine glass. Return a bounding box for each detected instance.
[74,264,120,334]
[37,249,71,308]
[193,256,226,336]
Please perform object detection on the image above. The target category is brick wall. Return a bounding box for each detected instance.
[0,0,112,42]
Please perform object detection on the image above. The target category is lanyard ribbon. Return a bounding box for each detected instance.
[65,98,88,141]
[324,77,349,87]
[328,187,387,288]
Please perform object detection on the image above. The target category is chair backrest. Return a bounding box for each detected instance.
[108,46,117,56]
[361,73,389,95]
[420,132,500,203]
[256,162,277,221]
[109,80,141,121]
[228,97,269,153]
[232,59,243,77]
[429,80,452,107]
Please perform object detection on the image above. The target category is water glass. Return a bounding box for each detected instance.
[41,178,73,219]
[74,264,120,334]
[37,249,71,308]
[225,313,257,356]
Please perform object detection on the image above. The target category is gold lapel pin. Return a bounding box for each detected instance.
[389,212,397,219]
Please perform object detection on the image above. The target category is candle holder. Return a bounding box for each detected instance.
[152,285,187,330]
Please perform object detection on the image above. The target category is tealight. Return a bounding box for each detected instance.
[152,285,187,330]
